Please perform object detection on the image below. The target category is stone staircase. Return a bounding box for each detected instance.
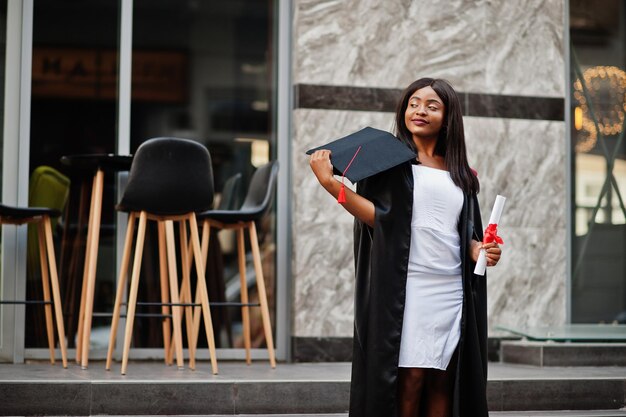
[1,343,626,416]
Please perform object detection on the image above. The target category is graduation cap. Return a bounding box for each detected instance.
[306,126,416,203]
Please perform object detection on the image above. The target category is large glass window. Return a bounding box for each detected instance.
[28,0,120,349]
[130,1,277,350]
[570,0,626,323]
[18,0,277,359]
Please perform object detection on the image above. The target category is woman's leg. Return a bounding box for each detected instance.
[423,356,457,417]
[397,367,427,417]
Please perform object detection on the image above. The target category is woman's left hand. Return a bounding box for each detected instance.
[470,240,502,266]
[482,242,502,267]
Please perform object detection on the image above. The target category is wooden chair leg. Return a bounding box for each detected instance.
[76,174,98,364]
[80,169,104,369]
[157,221,172,366]
[165,220,185,370]
[189,214,218,374]
[248,221,276,368]
[189,218,211,350]
[121,211,148,375]
[37,221,56,365]
[75,264,88,364]
[178,221,195,369]
[200,220,210,272]
[43,216,68,368]
[188,219,212,365]
[106,212,136,371]
[236,227,252,365]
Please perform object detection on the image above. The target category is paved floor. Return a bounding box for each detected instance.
[123,412,626,416]
[0,360,350,382]
[83,412,626,417]
[1,360,625,382]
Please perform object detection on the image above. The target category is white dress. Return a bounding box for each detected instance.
[398,164,464,370]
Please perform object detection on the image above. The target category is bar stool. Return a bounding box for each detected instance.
[0,204,68,367]
[59,154,133,369]
[192,161,279,367]
[166,172,242,363]
[105,137,218,375]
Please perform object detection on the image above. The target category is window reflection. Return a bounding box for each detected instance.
[570,0,626,323]
[130,0,277,349]
[28,0,119,349]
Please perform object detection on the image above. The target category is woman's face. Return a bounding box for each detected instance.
[404,86,445,140]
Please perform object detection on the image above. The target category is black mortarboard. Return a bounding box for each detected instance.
[306,126,416,183]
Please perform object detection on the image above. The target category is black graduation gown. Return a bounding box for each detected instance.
[349,162,488,417]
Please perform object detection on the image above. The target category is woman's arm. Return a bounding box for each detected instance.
[309,149,375,227]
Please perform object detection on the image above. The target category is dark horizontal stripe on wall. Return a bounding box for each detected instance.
[292,336,508,362]
[295,83,564,121]
[292,337,353,362]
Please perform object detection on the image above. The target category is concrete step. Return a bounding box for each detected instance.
[501,341,626,367]
[492,412,626,416]
[101,411,626,417]
[0,362,624,415]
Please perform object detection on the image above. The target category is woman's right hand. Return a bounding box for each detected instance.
[309,149,335,190]
[309,149,375,226]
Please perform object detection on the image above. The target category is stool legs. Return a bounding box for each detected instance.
[121,211,148,375]
[106,212,136,371]
[164,220,185,370]
[37,221,56,365]
[107,212,219,374]
[35,216,68,368]
[178,222,196,369]
[79,169,105,369]
[157,221,172,366]
[191,219,275,368]
[189,214,218,375]
[188,219,210,367]
[236,227,252,365]
[42,216,68,368]
[248,221,276,368]
[76,174,98,365]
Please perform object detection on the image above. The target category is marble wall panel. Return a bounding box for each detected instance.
[465,117,567,329]
[463,117,567,229]
[293,112,568,337]
[292,109,396,337]
[487,226,567,329]
[294,0,565,97]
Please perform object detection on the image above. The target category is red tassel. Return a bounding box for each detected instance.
[337,145,362,205]
[337,183,347,203]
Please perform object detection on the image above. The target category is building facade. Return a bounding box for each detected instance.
[0,0,624,364]
[291,0,569,359]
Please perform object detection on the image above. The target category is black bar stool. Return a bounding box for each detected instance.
[0,204,68,367]
[166,172,243,362]
[193,161,279,367]
[105,137,218,375]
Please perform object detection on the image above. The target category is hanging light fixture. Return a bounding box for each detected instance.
[573,66,626,152]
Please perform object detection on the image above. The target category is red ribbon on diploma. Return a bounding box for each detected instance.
[484,223,503,245]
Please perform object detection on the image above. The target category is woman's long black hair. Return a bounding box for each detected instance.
[394,77,479,194]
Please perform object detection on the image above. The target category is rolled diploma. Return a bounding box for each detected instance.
[474,195,506,276]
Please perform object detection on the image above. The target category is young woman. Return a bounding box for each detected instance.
[309,78,502,417]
